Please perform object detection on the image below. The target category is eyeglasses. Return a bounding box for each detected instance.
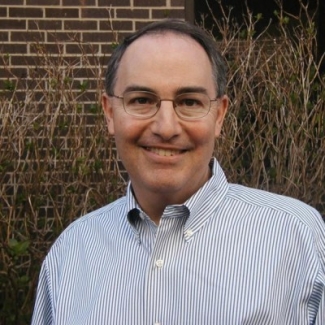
[110,91,219,120]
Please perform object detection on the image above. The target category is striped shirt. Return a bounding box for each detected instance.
[31,158,325,325]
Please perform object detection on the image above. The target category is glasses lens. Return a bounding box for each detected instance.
[174,93,210,119]
[123,91,158,117]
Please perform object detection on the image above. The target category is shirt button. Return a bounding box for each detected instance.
[185,229,193,237]
[155,259,164,268]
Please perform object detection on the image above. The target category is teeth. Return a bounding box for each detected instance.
[148,147,181,156]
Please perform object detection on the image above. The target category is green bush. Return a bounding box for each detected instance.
[1,2,324,324]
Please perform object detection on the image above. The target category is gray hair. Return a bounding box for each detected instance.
[104,19,227,98]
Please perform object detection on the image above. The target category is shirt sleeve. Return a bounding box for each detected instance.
[31,260,53,325]
[313,269,325,325]
[311,212,325,325]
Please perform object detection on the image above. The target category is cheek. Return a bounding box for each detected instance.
[190,126,217,156]
[189,123,216,145]
[113,117,146,144]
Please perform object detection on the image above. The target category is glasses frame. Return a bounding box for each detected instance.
[110,91,219,120]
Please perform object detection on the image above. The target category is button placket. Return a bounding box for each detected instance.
[145,212,186,324]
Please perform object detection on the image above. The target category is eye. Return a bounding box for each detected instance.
[176,94,205,108]
[137,98,147,104]
[124,92,157,106]
[181,98,201,107]
[132,96,153,105]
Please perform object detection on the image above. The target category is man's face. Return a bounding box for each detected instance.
[102,32,228,210]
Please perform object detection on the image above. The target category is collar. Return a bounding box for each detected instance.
[126,158,229,239]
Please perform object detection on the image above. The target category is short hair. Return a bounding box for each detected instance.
[104,19,227,98]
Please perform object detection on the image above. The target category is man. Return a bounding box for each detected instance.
[32,19,325,324]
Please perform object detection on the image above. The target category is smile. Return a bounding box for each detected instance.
[146,147,183,157]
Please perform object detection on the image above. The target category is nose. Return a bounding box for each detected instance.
[150,100,182,140]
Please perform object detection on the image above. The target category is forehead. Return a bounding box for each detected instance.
[114,32,215,95]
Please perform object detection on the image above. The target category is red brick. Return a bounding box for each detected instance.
[80,55,104,66]
[0,67,27,79]
[0,0,23,4]
[64,20,97,30]
[47,32,81,43]
[12,55,78,67]
[134,0,165,6]
[99,20,132,31]
[45,8,79,18]
[81,8,112,19]
[171,0,184,5]
[0,7,7,17]
[0,32,9,42]
[66,44,99,54]
[101,44,117,56]
[152,9,184,19]
[0,44,27,54]
[116,9,149,19]
[27,0,60,4]
[98,0,130,6]
[71,67,95,78]
[28,20,62,30]
[63,0,95,5]
[11,31,45,42]
[9,7,43,18]
[135,21,155,30]
[0,19,26,30]
[29,43,65,55]
[82,32,115,43]
[11,56,40,66]
[0,67,20,78]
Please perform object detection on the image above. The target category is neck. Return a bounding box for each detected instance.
[131,166,212,224]
[131,190,176,225]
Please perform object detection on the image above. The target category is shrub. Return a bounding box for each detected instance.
[0,37,126,324]
[208,0,325,216]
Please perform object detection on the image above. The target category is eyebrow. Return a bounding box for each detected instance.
[122,85,209,96]
[175,86,209,96]
[122,85,155,94]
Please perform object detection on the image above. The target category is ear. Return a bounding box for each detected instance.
[102,93,115,135]
[214,95,228,138]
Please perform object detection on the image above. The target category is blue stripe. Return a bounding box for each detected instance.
[31,158,325,324]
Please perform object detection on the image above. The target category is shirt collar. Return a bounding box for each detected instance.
[126,158,229,233]
[182,158,229,234]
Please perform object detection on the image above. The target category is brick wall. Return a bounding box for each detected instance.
[0,0,185,80]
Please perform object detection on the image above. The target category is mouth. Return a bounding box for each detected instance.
[145,147,184,157]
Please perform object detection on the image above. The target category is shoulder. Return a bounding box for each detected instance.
[226,184,325,257]
[50,196,128,251]
[66,196,126,229]
[227,183,323,223]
